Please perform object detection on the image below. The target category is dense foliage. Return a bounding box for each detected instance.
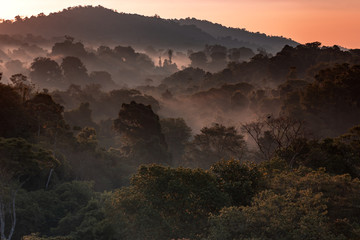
[1,36,360,240]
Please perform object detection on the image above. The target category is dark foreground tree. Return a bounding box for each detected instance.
[0,138,58,240]
[109,165,229,240]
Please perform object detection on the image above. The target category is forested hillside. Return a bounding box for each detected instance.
[177,18,298,52]
[0,5,296,51]
[1,9,360,239]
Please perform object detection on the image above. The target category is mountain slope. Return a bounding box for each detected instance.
[176,18,298,52]
[0,6,214,48]
[0,5,297,51]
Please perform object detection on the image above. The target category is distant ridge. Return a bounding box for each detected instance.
[0,5,298,52]
[176,18,298,52]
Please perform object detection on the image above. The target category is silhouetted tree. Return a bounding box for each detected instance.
[30,57,63,88]
[61,56,88,85]
[114,101,169,165]
[189,51,207,69]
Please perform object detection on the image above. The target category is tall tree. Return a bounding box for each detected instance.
[0,138,58,240]
[241,116,306,164]
[160,118,192,166]
[30,57,63,88]
[61,56,88,85]
[184,123,246,169]
[114,101,169,165]
[0,84,36,138]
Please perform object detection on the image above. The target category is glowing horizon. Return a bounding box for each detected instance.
[1,0,359,49]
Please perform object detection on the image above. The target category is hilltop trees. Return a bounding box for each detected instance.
[51,36,88,57]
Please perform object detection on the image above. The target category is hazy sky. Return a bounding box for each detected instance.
[1,0,359,49]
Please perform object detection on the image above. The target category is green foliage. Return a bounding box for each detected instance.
[64,102,98,130]
[0,137,58,184]
[109,165,230,239]
[17,181,96,238]
[276,125,360,177]
[25,93,70,145]
[208,189,339,240]
[1,31,360,240]
[30,57,63,88]
[23,233,72,240]
[338,124,360,157]
[295,139,359,177]
[283,64,360,136]
[268,168,360,226]
[114,101,170,165]
[210,160,264,206]
[185,123,246,169]
[76,127,98,151]
[0,83,36,138]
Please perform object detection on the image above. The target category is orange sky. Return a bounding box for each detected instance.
[1,0,359,49]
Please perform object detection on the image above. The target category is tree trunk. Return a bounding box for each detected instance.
[0,190,18,240]
[0,198,6,240]
[7,190,17,240]
[45,168,54,190]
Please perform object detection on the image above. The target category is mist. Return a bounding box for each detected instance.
[1,5,360,240]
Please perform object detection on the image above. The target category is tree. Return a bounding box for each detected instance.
[277,138,360,178]
[0,138,58,240]
[51,37,88,57]
[184,123,246,169]
[228,48,241,63]
[110,165,230,239]
[89,71,117,90]
[64,102,97,130]
[30,57,63,88]
[241,116,306,164]
[208,189,337,240]
[114,46,136,62]
[206,45,228,71]
[210,160,264,206]
[9,74,34,103]
[266,167,360,238]
[282,64,360,137]
[113,101,169,165]
[160,118,192,166]
[25,93,66,141]
[0,84,36,138]
[167,49,173,64]
[61,56,88,85]
[76,127,98,151]
[189,51,207,69]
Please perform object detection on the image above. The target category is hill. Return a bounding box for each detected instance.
[176,18,298,53]
[0,5,297,52]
